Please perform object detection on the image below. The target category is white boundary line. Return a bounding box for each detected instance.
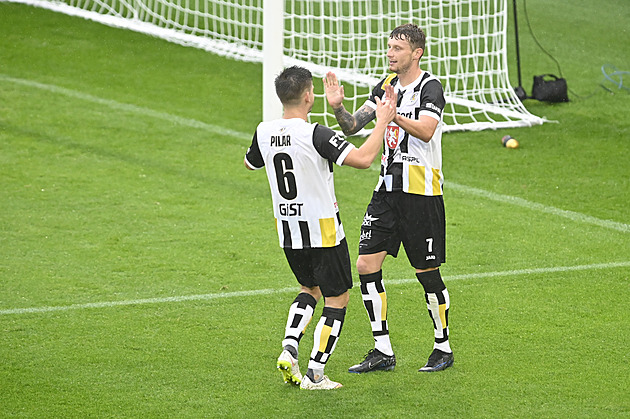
[0,74,249,140]
[446,183,630,233]
[1,261,628,316]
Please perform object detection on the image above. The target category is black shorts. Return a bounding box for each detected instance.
[359,191,445,270]
[283,238,353,298]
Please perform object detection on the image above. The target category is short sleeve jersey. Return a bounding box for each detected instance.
[365,71,446,196]
[245,118,355,249]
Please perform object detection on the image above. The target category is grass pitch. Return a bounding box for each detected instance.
[1,1,629,417]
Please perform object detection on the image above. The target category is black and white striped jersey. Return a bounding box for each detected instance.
[365,71,446,196]
[245,118,355,249]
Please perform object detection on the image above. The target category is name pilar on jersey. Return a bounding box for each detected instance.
[365,71,446,196]
[271,134,291,146]
[245,119,355,249]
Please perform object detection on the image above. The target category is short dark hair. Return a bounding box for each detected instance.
[275,66,313,105]
[390,23,426,51]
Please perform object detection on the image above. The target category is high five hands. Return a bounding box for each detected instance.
[375,84,397,124]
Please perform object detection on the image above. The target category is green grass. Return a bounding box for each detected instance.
[1,1,629,417]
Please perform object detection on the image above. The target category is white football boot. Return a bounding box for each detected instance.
[299,374,342,390]
[277,349,302,385]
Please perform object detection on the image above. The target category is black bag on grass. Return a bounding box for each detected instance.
[531,74,569,102]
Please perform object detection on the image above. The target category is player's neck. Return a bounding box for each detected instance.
[282,106,309,121]
[397,66,423,87]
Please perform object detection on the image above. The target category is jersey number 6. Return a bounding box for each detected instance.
[273,153,298,200]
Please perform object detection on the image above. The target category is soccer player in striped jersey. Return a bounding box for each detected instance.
[324,23,454,373]
[245,66,396,390]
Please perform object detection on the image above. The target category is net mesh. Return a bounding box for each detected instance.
[5,0,544,132]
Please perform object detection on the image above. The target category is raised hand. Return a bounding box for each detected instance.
[383,84,397,107]
[323,71,345,110]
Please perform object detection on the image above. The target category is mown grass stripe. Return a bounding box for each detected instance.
[3,74,626,234]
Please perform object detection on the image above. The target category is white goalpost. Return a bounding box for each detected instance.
[4,0,545,132]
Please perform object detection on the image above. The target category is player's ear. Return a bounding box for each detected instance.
[304,84,314,104]
[414,47,424,60]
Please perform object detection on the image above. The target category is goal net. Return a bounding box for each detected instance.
[6,0,545,133]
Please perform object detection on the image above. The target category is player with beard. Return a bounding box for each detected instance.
[324,23,453,373]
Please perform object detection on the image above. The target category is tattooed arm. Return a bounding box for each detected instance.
[324,71,376,136]
[333,104,376,136]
